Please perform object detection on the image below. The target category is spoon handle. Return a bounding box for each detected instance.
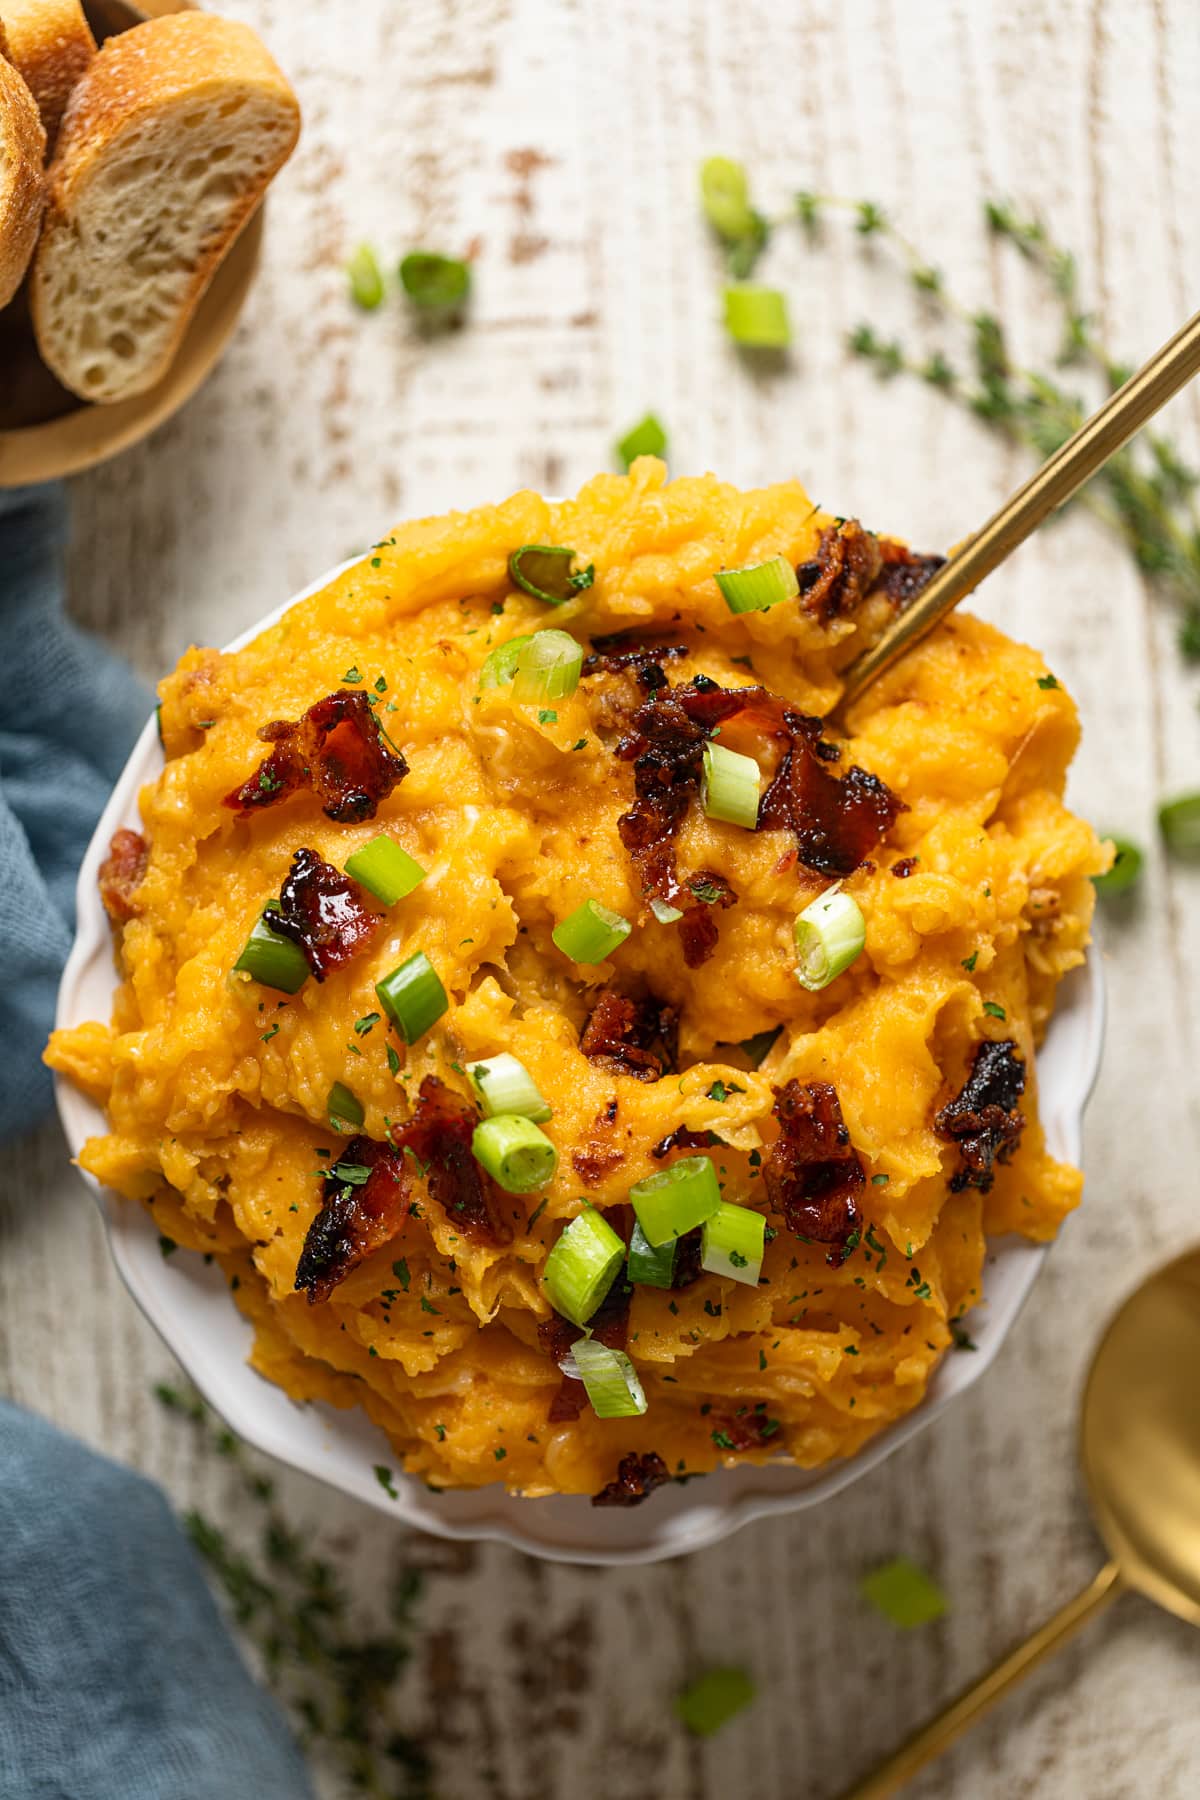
[837,305,1200,710]
[836,1560,1125,1800]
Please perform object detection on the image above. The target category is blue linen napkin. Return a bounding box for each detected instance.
[0,487,316,1799]
[0,481,150,1140]
[0,1401,317,1800]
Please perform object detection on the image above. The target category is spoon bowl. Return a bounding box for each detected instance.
[846,1245,1200,1798]
[1082,1246,1200,1628]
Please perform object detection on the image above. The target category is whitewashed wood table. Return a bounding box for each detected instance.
[4,1,1200,1794]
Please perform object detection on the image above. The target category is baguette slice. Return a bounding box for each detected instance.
[32,12,299,403]
[1,0,96,149]
[0,50,45,309]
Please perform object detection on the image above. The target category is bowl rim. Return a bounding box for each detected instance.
[53,557,1107,1564]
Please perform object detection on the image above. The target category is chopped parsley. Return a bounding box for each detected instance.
[354,1012,381,1036]
[392,1258,411,1291]
[374,1465,398,1499]
[158,1235,177,1259]
[1037,673,1060,689]
[419,1295,440,1314]
[707,1079,745,1103]
[982,1001,1007,1020]
[711,1429,736,1450]
[386,1045,401,1075]
[538,709,558,724]
[343,665,362,683]
[961,951,979,972]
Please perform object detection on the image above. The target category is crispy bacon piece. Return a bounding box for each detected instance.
[616,676,902,928]
[267,847,381,980]
[652,1125,717,1160]
[713,1406,783,1451]
[583,636,690,676]
[539,1278,633,1422]
[763,1079,865,1265]
[295,1133,411,1303]
[891,856,919,879]
[580,991,678,1081]
[875,539,945,609]
[591,1450,672,1508]
[295,1076,508,1303]
[224,689,408,823]
[99,828,148,924]
[671,1227,704,1289]
[795,520,884,623]
[757,715,903,877]
[572,1143,626,1185]
[934,1039,1026,1193]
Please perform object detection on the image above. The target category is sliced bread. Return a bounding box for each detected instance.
[31,11,299,403]
[0,0,96,149]
[0,50,45,309]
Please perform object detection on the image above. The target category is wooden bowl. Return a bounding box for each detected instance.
[0,0,264,487]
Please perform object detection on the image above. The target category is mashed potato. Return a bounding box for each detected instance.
[47,463,1104,1503]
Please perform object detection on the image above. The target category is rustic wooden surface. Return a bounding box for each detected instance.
[4,0,1200,1794]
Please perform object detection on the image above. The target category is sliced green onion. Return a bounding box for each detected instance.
[552,898,631,964]
[859,1557,947,1629]
[627,1219,676,1288]
[615,412,668,470]
[571,1337,647,1419]
[542,1207,625,1326]
[376,951,448,1044]
[649,897,684,924]
[674,1667,757,1737]
[398,251,470,312]
[699,156,756,242]
[327,1081,364,1134]
[472,1113,557,1193]
[511,629,584,705]
[794,885,866,991]
[479,635,534,689]
[234,906,309,993]
[630,1155,721,1247]
[723,285,791,349]
[715,555,800,615]
[344,835,426,905]
[468,1053,551,1122]
[1159,793,1200,857]
[508,545,595,605]
[346,243,385,310]
[1092,836,1144,896]
[700,1201,765,1286]
[702,741,761,828]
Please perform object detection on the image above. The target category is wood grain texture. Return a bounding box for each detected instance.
[4,0,1200,1794]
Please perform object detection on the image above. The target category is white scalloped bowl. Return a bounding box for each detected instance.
[55,559,1105,1564]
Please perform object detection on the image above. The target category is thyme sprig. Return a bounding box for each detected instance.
[700,163,1200,658]
[154,1382,432,1799]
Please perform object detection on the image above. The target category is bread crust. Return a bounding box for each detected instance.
[1,0,96,149]
[0,52,46,309]
[30,12,299,401]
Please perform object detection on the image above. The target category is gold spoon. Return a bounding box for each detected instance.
[840,1247,1200,1799]
[838,307,1200,710]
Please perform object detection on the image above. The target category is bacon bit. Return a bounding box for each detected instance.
[224,689,408,823]
[583,636,690,675]
[891,856,919,879]
[295,1134,411,1303]
[295,1075,507,1304]
[580,991,678,1081]
[672,1227,704,1289]
[935,1039,1026,1193]
[539,1279,633,1422]
[763,1080,865,1265]
[652,1125,717,1161]
[713,1407,782,1451]
[98,828,148,924]
[758,718,903,877]
[875,539,945,609]
[796,520,884,623]
[267,847,381,980]
[591,1450,672,1508]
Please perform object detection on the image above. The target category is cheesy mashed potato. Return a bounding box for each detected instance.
[47,463,1104,1503]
